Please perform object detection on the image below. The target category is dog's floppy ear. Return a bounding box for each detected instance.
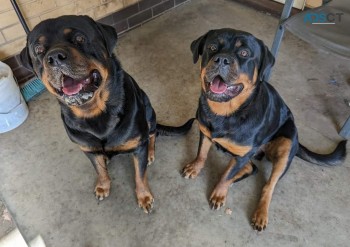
[257,39,275,82]
[190,31,211,64]
[95,22,118,57]
[19,45,33,71]
[83,16,117,56]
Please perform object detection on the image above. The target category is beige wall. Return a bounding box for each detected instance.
[0,0,139,60]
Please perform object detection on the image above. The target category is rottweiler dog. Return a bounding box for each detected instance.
[183,28,347,230]
[20,15,194,213]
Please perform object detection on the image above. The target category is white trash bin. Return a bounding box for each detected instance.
[0,61,29,133]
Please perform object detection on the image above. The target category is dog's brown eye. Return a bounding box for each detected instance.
[209,44,217,52]
[75,35,85,44]
[239,49,249,57]
[34,45,45,55]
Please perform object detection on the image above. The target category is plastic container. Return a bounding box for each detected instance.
[0,61,29,133]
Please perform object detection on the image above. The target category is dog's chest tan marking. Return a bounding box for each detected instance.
[79,146,102,152]
[198,123,251,157]
[199,123,252,157]
[198,123,212,138]
[212,138,251,157]
[105,136,141,152]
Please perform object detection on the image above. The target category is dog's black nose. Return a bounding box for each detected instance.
[213,55,231,66]
[47,48,68,66]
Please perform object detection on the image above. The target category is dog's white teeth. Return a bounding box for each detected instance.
[85,78,90,83]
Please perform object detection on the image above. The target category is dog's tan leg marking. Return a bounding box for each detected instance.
[148,134,156,165]
[210,160,255,210]
[182,135,212,179]
[94,155,111,200]
[133,155,154,213]
[252,137,292,231]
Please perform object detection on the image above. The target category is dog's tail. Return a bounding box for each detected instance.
[156,118,195,136]
[296,140,347,166]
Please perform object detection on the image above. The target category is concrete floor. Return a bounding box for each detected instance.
[1,0,350,246]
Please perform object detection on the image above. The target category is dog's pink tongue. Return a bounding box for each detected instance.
[62,76,83,96]
[210,77,227,94]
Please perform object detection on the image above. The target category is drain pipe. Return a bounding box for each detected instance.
[10,0,30,34]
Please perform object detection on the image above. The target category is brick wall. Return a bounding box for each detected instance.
[1,0,189,85]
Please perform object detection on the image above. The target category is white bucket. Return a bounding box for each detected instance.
[0,61,29,133]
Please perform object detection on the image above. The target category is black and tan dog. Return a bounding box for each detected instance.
[183,28,347,230]
[20,15,194,213]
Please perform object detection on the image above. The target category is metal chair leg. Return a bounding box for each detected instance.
[263,0,295,82]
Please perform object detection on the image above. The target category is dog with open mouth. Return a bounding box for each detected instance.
[182,28,347,231]
[20,15,194,213]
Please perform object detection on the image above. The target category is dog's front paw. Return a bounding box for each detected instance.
[181,161,204,179]
[94,179,111,201]
[251,208,268,231]
[209,184,229,210]
[136,190,154,214]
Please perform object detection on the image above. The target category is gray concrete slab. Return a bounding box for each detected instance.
[1,0,349,246]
